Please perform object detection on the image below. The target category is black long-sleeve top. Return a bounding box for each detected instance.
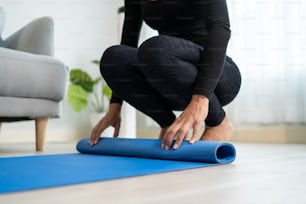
[111,0,231,104]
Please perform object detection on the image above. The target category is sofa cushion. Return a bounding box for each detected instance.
[0,48,68,101]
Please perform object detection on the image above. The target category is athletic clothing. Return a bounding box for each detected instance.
[100,0,241,127]
[117,0,231,102]
[101,36,241,127]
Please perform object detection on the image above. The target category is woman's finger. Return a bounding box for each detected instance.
[173,129,188,150]
[90,124,99,144]
[162,129,174,150]
[189,122,201,144]
[163,117,189,150]
[90,128,99,146]
[90,120,107,146]
[162,123,180,150]
[113,122,120,137]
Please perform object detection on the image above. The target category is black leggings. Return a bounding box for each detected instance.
[100,35,241,128]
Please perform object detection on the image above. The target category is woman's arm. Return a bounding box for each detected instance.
[121,0,143,47]
[193,0,231,99]
[110,0,143,104]
[162,0,231,150]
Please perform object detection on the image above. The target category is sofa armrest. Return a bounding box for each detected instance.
[4,16,54,56]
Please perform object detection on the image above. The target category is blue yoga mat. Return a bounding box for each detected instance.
[0,137,236,194]
[77,137,236,164]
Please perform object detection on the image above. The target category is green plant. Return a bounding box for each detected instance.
[67,60,112,113]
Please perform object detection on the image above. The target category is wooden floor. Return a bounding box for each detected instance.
[0,142,306,204]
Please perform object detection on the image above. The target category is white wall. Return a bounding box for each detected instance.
[0,0,124,143]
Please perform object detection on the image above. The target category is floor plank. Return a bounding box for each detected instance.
[0,142,305,204]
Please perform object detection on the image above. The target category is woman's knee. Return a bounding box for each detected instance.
[215,56,242,106]
[100,45,124,66]
[138,35,171,64]
[100,45,127,78]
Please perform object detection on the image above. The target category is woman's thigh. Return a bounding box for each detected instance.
[137,35,203,110]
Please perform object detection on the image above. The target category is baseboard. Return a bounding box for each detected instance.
[137,125,306,144]
[232,125,306,144]
[1,124,305,144]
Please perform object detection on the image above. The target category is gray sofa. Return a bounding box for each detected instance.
[0,7,68,151]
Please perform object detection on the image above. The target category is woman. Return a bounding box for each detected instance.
[90,0,241,150]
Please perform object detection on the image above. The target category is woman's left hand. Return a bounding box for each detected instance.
[162,95,209,150]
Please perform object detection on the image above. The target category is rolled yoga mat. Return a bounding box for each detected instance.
[0,137,236,194]
[77,137,236,164]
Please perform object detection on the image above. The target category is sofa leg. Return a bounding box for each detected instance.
[35,117,48,151]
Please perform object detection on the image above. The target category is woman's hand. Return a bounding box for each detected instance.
[89,103,122,146]
[162,95,209,150]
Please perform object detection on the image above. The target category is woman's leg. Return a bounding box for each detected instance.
[137,35,202,110]
[201,56,241,140]
[137,36,241,141]
[101,36,241,140]
[100,45,176,128]
[138,36,241,118]
[205,56,241,126]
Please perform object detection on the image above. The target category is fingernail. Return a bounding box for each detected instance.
[165,146,169,150]
[173,144,178,149]
[161,144,164,149]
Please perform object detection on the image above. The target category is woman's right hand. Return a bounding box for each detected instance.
[89,103,122,146]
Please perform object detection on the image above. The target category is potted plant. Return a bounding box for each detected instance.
[67,60,113,132]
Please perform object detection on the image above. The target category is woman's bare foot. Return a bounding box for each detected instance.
[200,116,233,141]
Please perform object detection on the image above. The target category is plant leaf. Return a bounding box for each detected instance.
[93,77,102,85]
[67,84,88,112]
[70,69,94,92]
[103,84,112,99]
